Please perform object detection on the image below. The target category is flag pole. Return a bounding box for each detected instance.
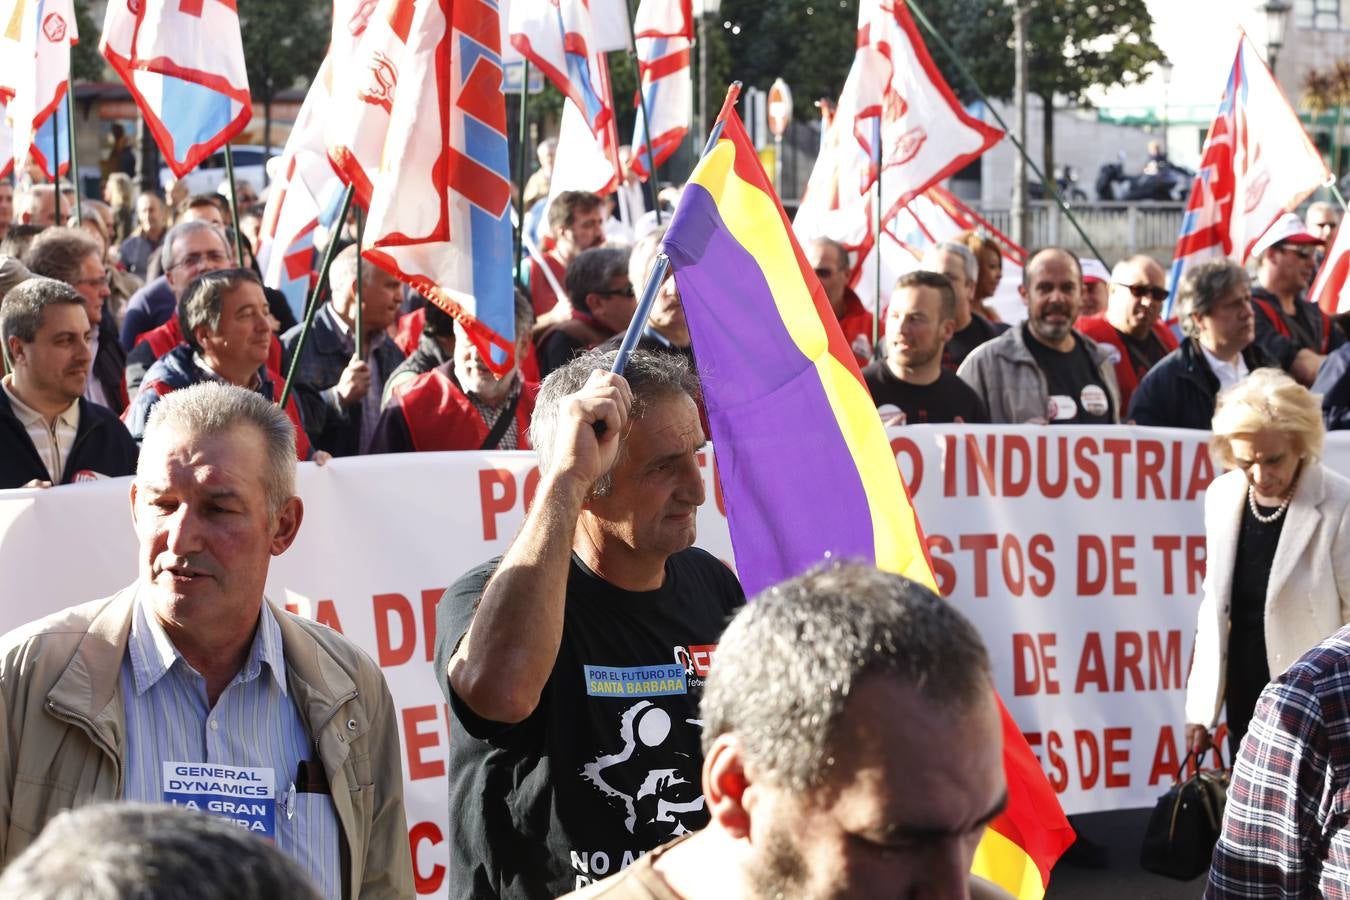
[872,134,883,361]
[354,204,365,361]
[223,145,247,265]
[64,74,80,224]
[514,61,532,290]
[611,81,742,379]
[1332,181,1349,212]
[626,3,663,225]
[281,183,356,408]
[903,0,1109,268]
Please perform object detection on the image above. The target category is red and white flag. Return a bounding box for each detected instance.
[100,0,251,179]
[258,0,372,319]
[1166,31,1330,315]
[629,0,692,179]
[0,100,13,178]
[509,0,613,139]
[1312,219,1350,315]
[794,0,1003,310]
[1,0,77,178]
[546,62,622,206]
[328,0,519,374]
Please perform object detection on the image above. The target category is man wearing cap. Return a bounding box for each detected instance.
[1075,255,1178,413]
[1079,258,1112,317]
[1251,212,1344,385]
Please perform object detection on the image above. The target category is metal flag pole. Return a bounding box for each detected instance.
[64,74,79,222]
[354,205,365,361]
[903,0,1109,268]
[626,1,663,225]
[513,60,533,290]
[51,105,63,219]
[611,81,743,380]
[223,145,247,265]
[281,184,357,408]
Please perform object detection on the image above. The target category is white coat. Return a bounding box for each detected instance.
[1185,462,1350,728]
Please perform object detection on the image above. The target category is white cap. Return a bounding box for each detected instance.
[1252,212,1324,258]
[1080,258,1111,284]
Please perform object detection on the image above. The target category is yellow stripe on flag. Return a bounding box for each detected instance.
[972,827,1047,900]
[691,138,933,586]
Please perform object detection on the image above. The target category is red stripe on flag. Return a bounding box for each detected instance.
[457,55,507,135]
[447,146,512,218]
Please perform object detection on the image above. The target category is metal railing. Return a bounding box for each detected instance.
[980,201,1186,258]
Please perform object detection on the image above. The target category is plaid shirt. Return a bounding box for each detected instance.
[1208,624,1350,897]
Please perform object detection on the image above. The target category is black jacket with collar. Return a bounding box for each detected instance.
[0,391,138,489]
[1127,338,1276,430]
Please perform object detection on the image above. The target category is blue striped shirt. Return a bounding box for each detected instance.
[121,596,341,899]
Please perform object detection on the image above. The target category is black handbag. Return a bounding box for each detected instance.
[1139,747,1230,880]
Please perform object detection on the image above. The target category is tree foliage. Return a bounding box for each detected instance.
[715,0,857,117]
[72,1,104,83]
[238,0,330,147]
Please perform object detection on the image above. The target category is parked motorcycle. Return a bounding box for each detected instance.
[1028,166,1089,204]
[1096,152,1194,202]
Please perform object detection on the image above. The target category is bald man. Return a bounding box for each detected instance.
[1075,255,1178,412]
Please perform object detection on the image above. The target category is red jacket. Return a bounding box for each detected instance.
[837,288,877,366]
[373,363,539,453]
[1074,314,1179,413]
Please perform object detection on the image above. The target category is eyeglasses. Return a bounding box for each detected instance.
[170,250,230,271]
[72,272,111,290]
[597,286,635,298]
[1114,282,1169,303]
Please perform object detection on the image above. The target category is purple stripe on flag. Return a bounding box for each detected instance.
[665,184,877,597]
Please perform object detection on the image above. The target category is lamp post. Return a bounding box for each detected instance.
[1262,0,1292,73]
[695,0,723,145]
[1160,59,1173,158]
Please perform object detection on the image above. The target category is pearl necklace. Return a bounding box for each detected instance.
[1248,480,1296,524]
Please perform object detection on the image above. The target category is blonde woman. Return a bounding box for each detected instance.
[1185,368,1350,758]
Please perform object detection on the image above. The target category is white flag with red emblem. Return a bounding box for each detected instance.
[1,0,77,179]
[1166,31,1330,316]
[327,0,519,374]
[258,0,371,320]
[629,0,692,179]
[100,0,251,179]
[795,0,1002,311]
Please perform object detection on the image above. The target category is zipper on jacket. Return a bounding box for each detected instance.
[45,699,123,796]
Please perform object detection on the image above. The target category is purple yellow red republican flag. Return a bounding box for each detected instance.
[661,97,1075,898]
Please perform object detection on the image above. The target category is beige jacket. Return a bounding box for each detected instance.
[0,587,414,900]
[1185,464,1350,727]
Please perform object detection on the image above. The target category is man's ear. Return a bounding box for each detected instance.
[269,496,304,556]
[703,734,754,839]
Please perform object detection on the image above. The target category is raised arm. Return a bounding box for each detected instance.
[447,370,631,723]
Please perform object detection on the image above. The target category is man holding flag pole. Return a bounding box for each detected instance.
[589,82,1073,899]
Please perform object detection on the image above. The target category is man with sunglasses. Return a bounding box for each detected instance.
[805,237,875,365]
[537,247,635,378]
[1075,255,1178,413]
[1251,213,1344,386]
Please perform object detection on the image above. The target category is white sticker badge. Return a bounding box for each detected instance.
[1048,395,1078,421]
[1080,384,1110,417]
[163,762,276,838]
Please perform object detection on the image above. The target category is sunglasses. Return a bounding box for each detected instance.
[597,286,635,298]
[1114,282,1169,303]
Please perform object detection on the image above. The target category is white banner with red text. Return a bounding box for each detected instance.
[6,425,1350,892]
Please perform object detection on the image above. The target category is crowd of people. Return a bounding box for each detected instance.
[5,140,1350,897]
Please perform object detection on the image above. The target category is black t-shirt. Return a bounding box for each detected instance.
[436,549,745,899]
[862,361,989,424]
[1022,323,1114,424]
[1118,328,1168,383]
[942,315,1007,372]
